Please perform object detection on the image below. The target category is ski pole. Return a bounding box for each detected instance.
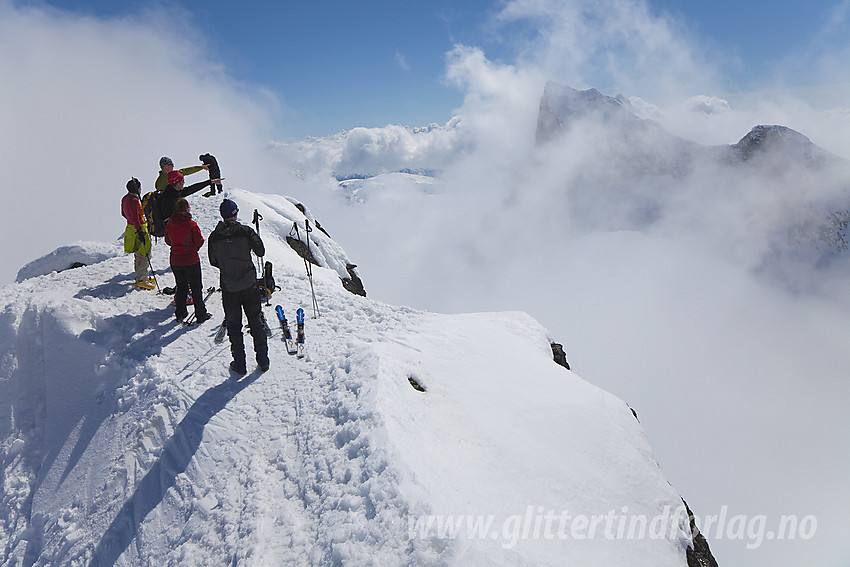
[252,209,271,305]
[290,220,320,318]
[303,220,320,318]
[183,287,217,325]
[252,209,263,275]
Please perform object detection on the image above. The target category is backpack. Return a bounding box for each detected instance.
[257,261,279,299]
[141,191,166,238]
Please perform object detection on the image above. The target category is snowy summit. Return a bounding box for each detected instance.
[2,188,706,565]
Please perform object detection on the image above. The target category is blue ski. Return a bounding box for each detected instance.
[296,308,306,358]
[275,305,297,355]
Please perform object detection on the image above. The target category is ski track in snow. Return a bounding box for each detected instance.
[88,278,432,566]
[1,190,690,567]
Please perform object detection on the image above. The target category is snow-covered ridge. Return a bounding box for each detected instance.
[1,188,698,565]
[16,189,365,295]
[16,242,124,283]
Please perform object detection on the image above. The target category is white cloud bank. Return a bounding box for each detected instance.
[0,2,284,284]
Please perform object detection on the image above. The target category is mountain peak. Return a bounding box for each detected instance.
[536,82,638,143]
[731,124,838,166]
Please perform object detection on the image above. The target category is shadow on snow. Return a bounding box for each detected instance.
[88,372,262,567]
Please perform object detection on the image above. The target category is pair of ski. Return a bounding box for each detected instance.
[275,305,305,358]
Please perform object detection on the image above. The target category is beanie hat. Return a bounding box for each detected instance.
[167,170,184,185]
[220,199,238,219]
[126,177,141,193]
[159,156,174,168]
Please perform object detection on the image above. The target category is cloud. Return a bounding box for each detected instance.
[394,51,410,71]
[274,7,850,567]
[482,0,850,159]
[493,0,724,103]
[0,2,283,284]
[273,119,470,180]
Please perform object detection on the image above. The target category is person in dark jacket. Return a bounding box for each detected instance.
[208,199,269,375]
[199,153,222,197]
[161,169,223,224]
[165,198,211,323]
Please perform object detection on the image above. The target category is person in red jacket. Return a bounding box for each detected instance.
[121,177,154,289]
[165,198,212,323]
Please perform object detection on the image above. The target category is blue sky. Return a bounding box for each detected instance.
[21,0,850,137]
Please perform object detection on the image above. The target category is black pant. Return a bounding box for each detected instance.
[222,285,268,369]
[172,262,207,319]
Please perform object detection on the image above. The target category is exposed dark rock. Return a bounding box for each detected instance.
[285,212,367,297]
[59,262,87,272]
[551,342,570,370]
[342,264,366,297]
[285,236,318,266]
[683,499,719,567]
[314,220,331,238]
[407,375,426,392]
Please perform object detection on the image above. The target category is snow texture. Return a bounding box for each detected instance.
[16,242,124,283]
[1,189,691,566]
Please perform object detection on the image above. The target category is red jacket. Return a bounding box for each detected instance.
[121,192,144,230]
[164,212,204,266]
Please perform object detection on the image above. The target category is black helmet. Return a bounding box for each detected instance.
[126,177,141,193]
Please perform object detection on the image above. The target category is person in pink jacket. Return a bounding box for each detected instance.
[121,177,154,289]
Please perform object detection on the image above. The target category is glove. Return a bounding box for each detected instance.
[136,228,148,248]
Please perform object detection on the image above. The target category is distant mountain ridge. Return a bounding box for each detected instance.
[535,81,850,263]
[728,124,838,167]
[537,81,846,170]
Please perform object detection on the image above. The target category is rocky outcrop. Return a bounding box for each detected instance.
[550,342,570,370]
[341,264,366,297]
[285,234,317,266]
[285,211,367,297]
[684,499,719,567]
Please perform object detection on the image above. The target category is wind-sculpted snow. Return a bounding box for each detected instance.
[0,190,692,566]
[16,242,124,283]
